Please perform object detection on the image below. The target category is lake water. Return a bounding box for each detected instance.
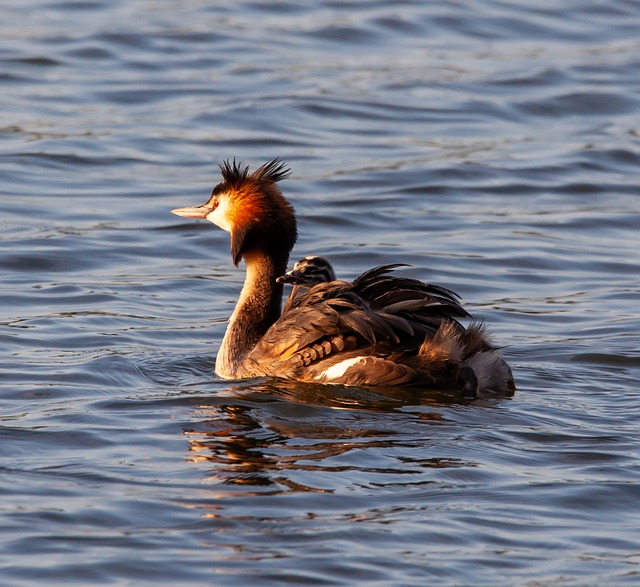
[2,1,639,585]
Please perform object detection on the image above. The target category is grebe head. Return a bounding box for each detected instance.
[276,256,336,286]
[172,158,297,266]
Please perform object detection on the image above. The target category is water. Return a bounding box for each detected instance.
[2,1,640,585]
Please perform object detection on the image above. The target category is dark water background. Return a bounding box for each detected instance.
[2,1,640,585]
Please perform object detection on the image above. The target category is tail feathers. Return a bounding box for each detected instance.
[417,322,514,395]
[418,321,464,363]
[463,350,515,395]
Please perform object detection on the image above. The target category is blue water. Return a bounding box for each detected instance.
[2,1,640,585]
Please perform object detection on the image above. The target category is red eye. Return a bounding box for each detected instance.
[213,199,219,209]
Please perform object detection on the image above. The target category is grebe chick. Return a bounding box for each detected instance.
[277,255,337,314]
[277,255,336,286]
[171,159,515,395]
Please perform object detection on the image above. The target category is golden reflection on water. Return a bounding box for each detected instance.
[182,380,477,494]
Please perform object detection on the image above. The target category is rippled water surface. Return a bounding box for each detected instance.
[2,1,640,585]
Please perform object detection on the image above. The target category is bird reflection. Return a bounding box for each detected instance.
[185,403,278,488]
[183,379,480,492]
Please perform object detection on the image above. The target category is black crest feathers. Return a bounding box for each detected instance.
[219,159,249,190]
[219,158,291,190]
[252,158,292,184]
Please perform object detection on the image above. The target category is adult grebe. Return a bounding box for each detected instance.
[171,159,515,395]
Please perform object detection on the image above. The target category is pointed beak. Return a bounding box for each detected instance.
[171,205,213,219]
[276,270,302,284]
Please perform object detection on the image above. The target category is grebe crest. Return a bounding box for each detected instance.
[172,158,297,266]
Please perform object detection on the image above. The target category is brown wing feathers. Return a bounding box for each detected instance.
[242,265,475,385]
[353,265,468,318]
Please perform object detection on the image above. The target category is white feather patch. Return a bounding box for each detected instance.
[318,357,364,381]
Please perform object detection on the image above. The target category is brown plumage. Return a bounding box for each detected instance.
[171,159,515,396]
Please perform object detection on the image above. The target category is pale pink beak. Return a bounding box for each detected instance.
[171,205,213,219]
[276,269,304,284]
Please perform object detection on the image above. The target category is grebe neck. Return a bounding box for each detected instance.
[215,250,287,378]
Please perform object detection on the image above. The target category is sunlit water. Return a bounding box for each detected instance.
[2,1,640,585]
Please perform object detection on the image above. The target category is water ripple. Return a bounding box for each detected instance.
[2,0,640,585]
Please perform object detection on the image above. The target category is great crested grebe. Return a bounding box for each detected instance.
[171,159,515,396]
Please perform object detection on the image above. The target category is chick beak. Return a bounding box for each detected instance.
[276,270,302,284]
[171,204,213,219]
